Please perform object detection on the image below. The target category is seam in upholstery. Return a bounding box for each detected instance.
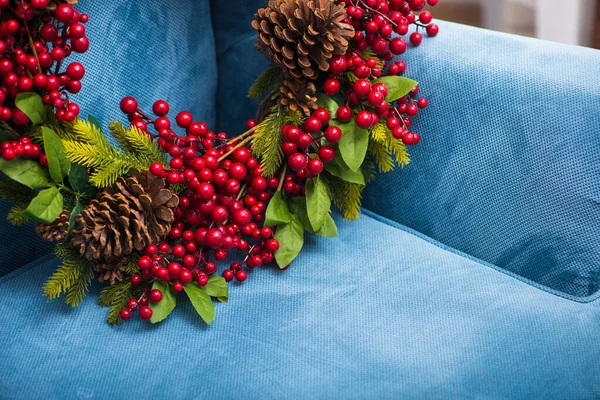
[0,253,56,285]
[362,208,600,304]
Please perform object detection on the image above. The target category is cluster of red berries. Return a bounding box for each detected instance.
[0,1,89,126]
[117,97,282,322]
[341,0,439,53]
[0,135,46,163]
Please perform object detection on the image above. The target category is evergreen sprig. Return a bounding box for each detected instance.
[7,205,28,225]
[43,258,93,306]
[248,65,284,100]
[325,177,364,220]
[252,105,303,177]
[63,119,163,187]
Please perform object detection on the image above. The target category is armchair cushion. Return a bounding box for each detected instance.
[1,213,599,398]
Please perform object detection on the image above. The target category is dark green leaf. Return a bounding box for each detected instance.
[316,213,338,237]
[15,92,46,125]
[0,158,50,189]
[372,76,418,102]
[288,197,314,233]
[68,164,96,197]
[274,214,304,269]
[87,114,101,129]
[265,190,291,226]
[67,200,83,235]
[183,283,215,325]
[202,275,228,303]
[330,119,369,172]
[324,158,365,185]
[150,280,177,323]
[43,127,70,183]
[316,93,339,117]
[22,187,63,223]
[306,177,330,231]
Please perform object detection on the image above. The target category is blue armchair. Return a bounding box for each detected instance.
[1,1,599,398]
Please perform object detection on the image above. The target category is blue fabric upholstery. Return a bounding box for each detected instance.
[212,13,600,299]
[1,213,599,399]
[0,0,218,277]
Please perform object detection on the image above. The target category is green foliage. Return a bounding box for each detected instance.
[330,119,369,172]
[273,213,305,268]
[361,49,385,70]
[63,119,165,188]
[248,65,284,100]
[386,133,410,168]
[183,283,215,325]
[0,175,35,204]
[264,190,291,226]
[43,258,93,307]
[368,141,395,173]
[202,275,228,303]
[7,205,28,225]
[252,106,303,178]
[369,122,388,143]
[305,177,331,232]
[43,127,71,183]
[366,124,410,172]
[324,158,365,185]
[326,177,364,220]
[15,92,46,125]
[97,258,141,325]
[371,76,418,102]
[22,186,63,223]
[0,157,50,189]
[316,94,339,117]
[150,280,177,323]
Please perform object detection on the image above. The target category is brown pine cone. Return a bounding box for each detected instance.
[252,0,355,81]
[35,210,70,242]
[280,79,318,116]
[96,261,126,286]
[71,169,179,262]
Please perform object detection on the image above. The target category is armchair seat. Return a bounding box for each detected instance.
[2,212,599,398]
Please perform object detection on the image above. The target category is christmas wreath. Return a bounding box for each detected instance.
[0,0,439,325]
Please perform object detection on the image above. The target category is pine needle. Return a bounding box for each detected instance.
[325,177,364,220]
[248,65,284,100]
[386,134,410,167]
[369,122,388,143]
[252,106,302,177]
[368,141,395,173]
[65,265,94,307]
[7,205,28,225]
[43,259,88,301]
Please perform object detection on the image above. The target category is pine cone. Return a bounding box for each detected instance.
[35,210,70,242]
[252,0,355,81]
[96,261,126,286]
[280,79,318,116]
[71,169,179,262]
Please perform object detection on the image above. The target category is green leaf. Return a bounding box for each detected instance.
[331,119,369,172]
[183,283,215,325]
[316,213,338,237]
[202,275,228,303]
[306,177,331,231]
[68,164,96,197]
[316,93,339,117]
[288,197,313,233]
[87,114,101,129]
[0,158,50,189]
[22,187,63,223]
[372,76,418,102]
[15,92,46,125]
[274,214,304,269]
[68,200,83,235]
[43,127,70,183]
[264,190,291,226]
[324,158,365,185]
[149,280,177,323]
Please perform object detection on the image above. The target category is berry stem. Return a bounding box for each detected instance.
[218,135,254,162]
[0,121,19,138]
[21,0,42,72]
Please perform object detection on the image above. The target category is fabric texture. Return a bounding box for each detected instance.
[0,0,218,277]
[212,13,600,299]
[1,213,599,399]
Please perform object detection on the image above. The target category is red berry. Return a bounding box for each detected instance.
[336,105,353,122]
[402,132,421,145]
[419,11,433,24]
[317,146,335,162]
[55,4,74,23]
[120,96,138,114]
[305,117,322,133]
[307,158,324,175]
[324,126,342,143]
[266,239,280,252]
[323,78,341,95]
[417,98,428,109]
[66,62,85,80]
[149,162,164,176]
[71,36,90,53]
[172,282,183,292]
[205,228,224,248]
[138,306,153,320]
[222,269,234,282]
[410,32,423,46]
[197,273,209,287]
[353,79,371,98]
[149,289,163,303]
[176,111,193,128]
[328,55,347,74]
[119,309,131,321]
[288,153,307,171]
[426,23,439,37]
[355,111,374,129]
[390,38,407,55]
[179,268,193,284]
[235,269,248,281]
[152,100,169,116]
